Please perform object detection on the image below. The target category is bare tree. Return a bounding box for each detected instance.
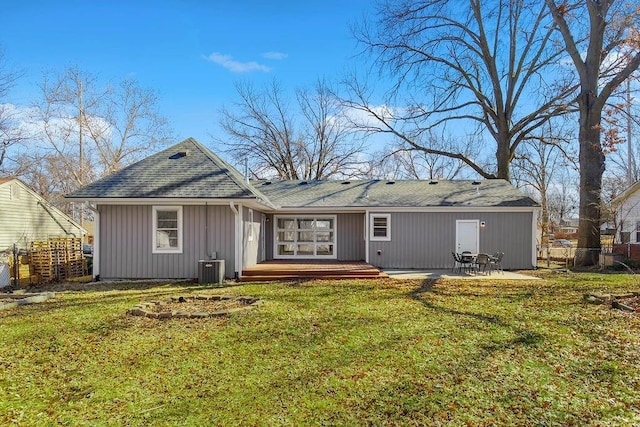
[26,66,172,208]
[370,131,480,180]
[602,76,640,185]
[0,47,27,173]
[512,121,578,245]
[85,78,173,175]
[345,0,575,181]
[546,0,640,266]
[219,79,365,180]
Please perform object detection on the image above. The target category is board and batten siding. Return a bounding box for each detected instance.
[369,211,535,270]
[336,213,365,261]
[0,180,84,251]
[98,204,235,279]
[264,213,365,261]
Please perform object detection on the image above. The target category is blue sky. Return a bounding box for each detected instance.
[1,0,374,144]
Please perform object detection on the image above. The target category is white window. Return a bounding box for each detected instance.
[152,206,183,254]
[370,214,391,241]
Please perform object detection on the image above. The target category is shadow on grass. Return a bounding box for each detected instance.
[408,279,507,326]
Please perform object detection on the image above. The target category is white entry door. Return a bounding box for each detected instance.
[456,220,479,253]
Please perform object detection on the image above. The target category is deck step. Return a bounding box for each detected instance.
[239,273,389,282]
[241,269,384,277]
[240,261,387,282]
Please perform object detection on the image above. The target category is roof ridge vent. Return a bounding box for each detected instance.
[169,150,188,160]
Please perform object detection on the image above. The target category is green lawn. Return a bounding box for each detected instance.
[1,273,639,426]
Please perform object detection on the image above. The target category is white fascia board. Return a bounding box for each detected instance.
[275,206,540,213]
[70,198,274,211]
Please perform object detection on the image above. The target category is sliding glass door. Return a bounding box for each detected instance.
[274,216,336,259]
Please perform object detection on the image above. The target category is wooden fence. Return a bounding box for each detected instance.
[8,237,87,286]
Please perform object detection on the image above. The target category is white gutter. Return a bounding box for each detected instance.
[229,202,243,278]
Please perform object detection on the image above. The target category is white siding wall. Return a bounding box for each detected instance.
[0,181,84,251]
[618,191,640,243]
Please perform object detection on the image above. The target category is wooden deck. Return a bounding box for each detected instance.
[240,260,388,282]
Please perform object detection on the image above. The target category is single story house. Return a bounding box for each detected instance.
[66,138,540,280]
[0,177,86,252]
[610,180,640,259]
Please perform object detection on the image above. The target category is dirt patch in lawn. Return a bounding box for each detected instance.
[127,295,262,319]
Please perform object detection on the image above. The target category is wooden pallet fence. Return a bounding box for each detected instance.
[29,238,86,283]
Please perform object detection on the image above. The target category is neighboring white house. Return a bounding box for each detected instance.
[611,181,640,245]
[0,177,86,252]
[558,218,579,234]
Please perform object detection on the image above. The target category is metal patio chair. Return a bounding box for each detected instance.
[474,253,492,275]
[460,251,474,273]
[490,252,504,273]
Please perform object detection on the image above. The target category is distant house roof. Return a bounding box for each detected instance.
[66,138,275,208]
[254,179,539,209]
[66,137,538,210]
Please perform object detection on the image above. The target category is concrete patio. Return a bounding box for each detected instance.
[384,269,540,280]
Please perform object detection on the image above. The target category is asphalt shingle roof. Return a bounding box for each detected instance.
[66,138,538,209]
[253,179,539,208]
[66,138,272,204]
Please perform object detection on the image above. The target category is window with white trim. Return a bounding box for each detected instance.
[152,206,183,253]
[370,214,391,241]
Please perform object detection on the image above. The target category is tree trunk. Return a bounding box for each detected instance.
[575,93,605,267]
[496,132,512,181]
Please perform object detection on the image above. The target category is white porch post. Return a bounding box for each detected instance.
[365,209,370,263]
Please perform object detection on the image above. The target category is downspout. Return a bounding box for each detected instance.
[87,204,100,280]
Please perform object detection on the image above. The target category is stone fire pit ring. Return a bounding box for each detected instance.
[127,294,263,319]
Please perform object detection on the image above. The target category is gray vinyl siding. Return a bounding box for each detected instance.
[0,181,84,251]
[98,204,235,279]
[369,211,534,270]
[264,213,365,261]
[336,213,365,261]
[242,207,265,269]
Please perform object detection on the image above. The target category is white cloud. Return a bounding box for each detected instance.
[203,52,271,73]
[262,51,288,60]
[344,103,400,128]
